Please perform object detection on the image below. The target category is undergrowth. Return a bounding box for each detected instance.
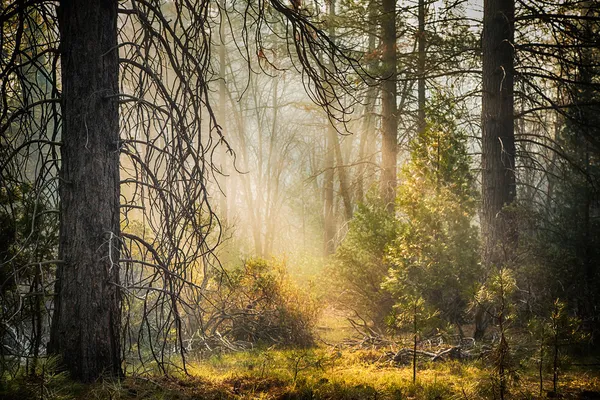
[2,348,599,399]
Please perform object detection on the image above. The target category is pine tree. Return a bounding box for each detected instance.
[385,99,480,332]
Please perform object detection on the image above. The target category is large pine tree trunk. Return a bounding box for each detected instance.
[380,0,398,212]
[481,0,516,262]
[49,0,122,381]
[478,0,516,339]
[417,0,426,135]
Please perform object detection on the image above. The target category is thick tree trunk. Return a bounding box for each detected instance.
[380,0,398,212]
[49,0,122,381]
[417,0,426,135]
[481,0,516,264]
[477,0,516,340]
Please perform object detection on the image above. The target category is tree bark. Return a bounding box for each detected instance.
[481,0,516,265]
[380,0,398,212]
[417,0,426,135]
[49,0,122,381]
[477,0,516,340]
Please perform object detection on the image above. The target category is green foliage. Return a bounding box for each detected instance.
[385,100,480,330]
[329,99,480,333]
[515,30,600,337]
[476,268,518,399]
[475,268,517,313]
[327,195,397,329]
[0,355,75,400]
[528,299,588,395]
[0,182,58,289]
[3,347,600,400]
[1,183,58,374]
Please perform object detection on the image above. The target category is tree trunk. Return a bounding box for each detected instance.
[356,3,378,204]
[380,0,398,212]
[49,0,122,382]
[481,0,516,266]
[332,128,353,220]
[417,0,426,135]
[323,116,336,256]
[218,8,229,222]
[477,0,516,340]
[323,0,338,255]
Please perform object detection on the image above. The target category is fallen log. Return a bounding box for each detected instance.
[391,346,478,364]
[432,346,463,362]
[392,348,437,363]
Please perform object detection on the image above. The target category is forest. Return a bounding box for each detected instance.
[0,0,599,399]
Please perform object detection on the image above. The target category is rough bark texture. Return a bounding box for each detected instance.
[417,0,426,135]
[477,0,516,340]
[49,0,122,381]
[380,0,398,212]
[481,0,516,265]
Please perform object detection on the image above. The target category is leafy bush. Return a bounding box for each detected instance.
[1,183,58,376]
[327,196,397,330]
[216,258,319,347]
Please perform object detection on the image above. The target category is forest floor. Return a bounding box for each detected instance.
[2,310,600,399]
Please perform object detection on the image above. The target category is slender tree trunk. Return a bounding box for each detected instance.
[333,131,353,220]
[264,77,280,257]
[412,302,418,384]
[323,0,353,222]
[577,2,597,335]
[323,129,335,255]
[356,4,378,204]
[539,326,544,397]
[49,0,122,381]
[380,0,398,212]
[322,0,338,255]
[218,8,228,222]
[552,302,560,395]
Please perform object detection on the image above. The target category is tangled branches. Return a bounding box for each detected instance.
[1,0,364,376]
